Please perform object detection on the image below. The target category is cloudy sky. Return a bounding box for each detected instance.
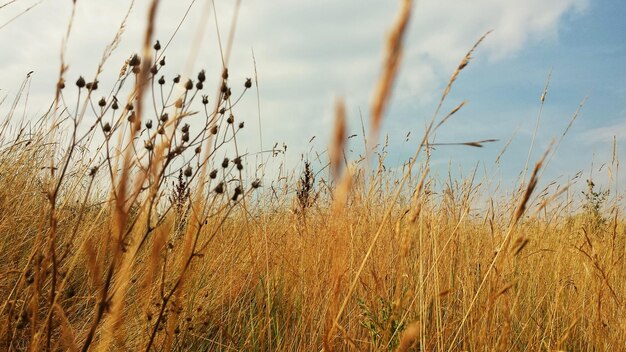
[1,0,625,192]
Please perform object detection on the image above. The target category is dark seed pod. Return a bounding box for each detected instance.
[150,65,158,74]
[196,81,203,90]
[89,166,99,176]
[245,78,252,88]
[159,57,166,66]
[98,97,106,107]
[238,121,244,129]
[158,126,165,135]
[220,82,227,93]
[144,140,153,151]
[76,76,86,88]
[209,169,217,179]
[182,132,189,143]
[185,79,193,90]
[202,95,208,105]
[112,100,119,110]
[181,124,189,133]
[221,158,229,168]
[127,111,136,123]
[132,66,140,74]
[158,76,165,85]
[103,123,111,133]
[233,156,241,165]
[219,108,226,115]
[226,115,234,124]
[129,54,141,67]
[86,81,98,90]
[184,166,192,177]
[195,146,201,154]
[214,182,224,194]
[237,163,243,171]
[210,125,218,135]
[153,40,161,51]
[126,103,134,111]
[160,113,169,122]
[57,78,65,90]
[197,70,206,82]
[173,75,180,84]
[145,120,153,129]
[251,179,261,189]
[221,68,228,80]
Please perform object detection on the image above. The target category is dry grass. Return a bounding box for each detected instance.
[0,1,625,351]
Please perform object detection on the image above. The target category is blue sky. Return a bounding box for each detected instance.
[0,0,624,195]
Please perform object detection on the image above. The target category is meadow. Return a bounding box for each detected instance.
[0,0,624,351]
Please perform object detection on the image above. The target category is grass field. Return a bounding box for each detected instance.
[0,0,624,351]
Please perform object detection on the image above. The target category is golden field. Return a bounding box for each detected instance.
[0,0,624,351]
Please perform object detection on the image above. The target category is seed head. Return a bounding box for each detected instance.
[158,76,165,85]
[160,113,169,122]
[196,81,203,90]
[112,98,119,110]
[210,125,218,135]
[173,75,180,84]
[214,182,224,194]
[159,57,166,66]
[209,169,217,179]
[98,97,106,107]
[182,132,189,143]
[126,103,134,111]
[103,123,111,133]
[245,78,252,88]
[238,121,244,129]
[222,68,229,80]
[202,95,208,105]
[184,166,192,177]
[221,157,229,168]
[153,40,161,51]
[129,54,141,67]
[145,120,153,129]
[195,146,201,154]
[181,124,189,133]
[76,76,86,88]
[251,179,261,189]
[197,70,206,82]
[226,115,234,124]
[57,78,65,90]
[85,81,98,90]
[150,65,158,74]
[185,79,193,90]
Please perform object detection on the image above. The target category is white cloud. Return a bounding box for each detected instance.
[0,0,589,167]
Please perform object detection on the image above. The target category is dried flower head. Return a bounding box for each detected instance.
[76,76,86,88]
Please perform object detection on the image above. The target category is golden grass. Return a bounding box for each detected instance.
[0,1,624,351]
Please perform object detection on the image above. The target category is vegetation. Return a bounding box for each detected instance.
[0,0,624,351]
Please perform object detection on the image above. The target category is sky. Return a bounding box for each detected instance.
[0,0,625,196]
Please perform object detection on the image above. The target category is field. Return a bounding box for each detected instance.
[0,0,624,351]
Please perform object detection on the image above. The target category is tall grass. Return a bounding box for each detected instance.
[0,1,624,351]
